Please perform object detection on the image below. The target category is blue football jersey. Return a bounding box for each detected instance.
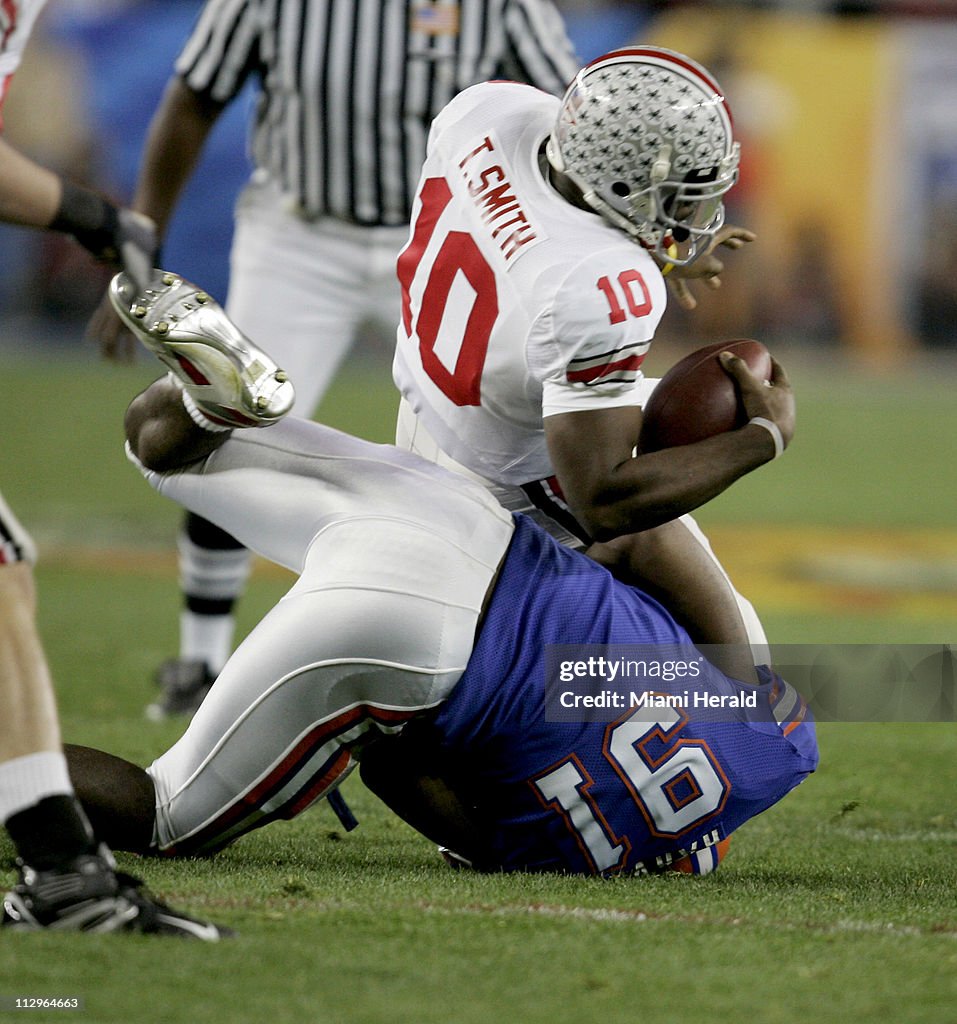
[432,514,818,875]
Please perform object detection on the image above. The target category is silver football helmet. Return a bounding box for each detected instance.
[546,47,740,266]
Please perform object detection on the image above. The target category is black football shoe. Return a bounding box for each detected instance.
[147,657,216,721]
[2,848,230,940]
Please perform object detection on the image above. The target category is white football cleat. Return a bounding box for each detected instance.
[109,269,295,429]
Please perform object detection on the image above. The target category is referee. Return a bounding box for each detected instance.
[98,0,580,718]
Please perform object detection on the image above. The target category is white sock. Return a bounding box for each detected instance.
[177,532,253,601]
[0,751,74,825]
[179,610,234,675]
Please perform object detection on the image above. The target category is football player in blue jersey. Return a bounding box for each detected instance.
[64,269,814,878]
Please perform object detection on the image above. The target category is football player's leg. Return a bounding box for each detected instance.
[62,745,156,853]
[125,420,507,853]
[124,373,230,473]
[160,196,368,715]
[148,566,472,855]
[149,511,249,720]
[0,555,98,873]
[0,514,58,765]
[0,496,226,938]
[0,497,98,875]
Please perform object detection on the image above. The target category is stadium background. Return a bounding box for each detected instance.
[1,2,955,1022]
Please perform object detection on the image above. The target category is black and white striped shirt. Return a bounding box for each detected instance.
[175,0,579,226]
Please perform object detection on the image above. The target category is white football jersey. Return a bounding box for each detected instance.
[392,81,667,487]
[0,0,47,122]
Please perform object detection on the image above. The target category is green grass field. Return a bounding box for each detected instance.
[1,349,955,1024]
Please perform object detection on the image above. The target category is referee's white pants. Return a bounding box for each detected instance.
[226,173,407,415]
[132,418,513,855]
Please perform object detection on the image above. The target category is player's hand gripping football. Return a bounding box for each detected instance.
[664,224,755,312]
[719,350,795,455]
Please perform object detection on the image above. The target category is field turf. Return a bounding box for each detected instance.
[1,349,955,1024]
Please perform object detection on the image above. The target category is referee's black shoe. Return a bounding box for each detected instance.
[147,657,216,721]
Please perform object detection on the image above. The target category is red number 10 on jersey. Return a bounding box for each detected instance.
[399,177,653,406]
[596,270,652,325]
[397,177,498,407]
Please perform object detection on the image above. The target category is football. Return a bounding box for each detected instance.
[638,340,772,452]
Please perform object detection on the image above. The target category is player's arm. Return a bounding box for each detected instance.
[545,353,794,541]
[500,0,580,96]
[88,77,224,358]
[0,135,60,225]
[0,135,157,290]
[131,76,225,238]
[358,727,491,867]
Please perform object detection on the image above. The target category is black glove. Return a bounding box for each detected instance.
[48,180,158,291]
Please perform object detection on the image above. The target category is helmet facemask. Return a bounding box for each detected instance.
[546,48,741,267]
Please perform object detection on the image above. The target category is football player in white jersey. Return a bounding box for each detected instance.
[63,265,809,877]
[393,47,777,683]
[1,0,224,937]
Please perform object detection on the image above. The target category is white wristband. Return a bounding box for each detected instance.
[748,416,785,459]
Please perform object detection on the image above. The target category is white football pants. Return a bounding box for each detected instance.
[133,419,513,854]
